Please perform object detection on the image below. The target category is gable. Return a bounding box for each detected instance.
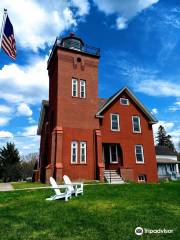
[96,87,158,124]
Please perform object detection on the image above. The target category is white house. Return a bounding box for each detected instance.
[156,146,180,180]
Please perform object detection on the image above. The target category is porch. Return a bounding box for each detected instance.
[157,162,180,180]
[102,143,123,171]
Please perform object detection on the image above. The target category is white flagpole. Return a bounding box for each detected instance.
[0,9,8,51]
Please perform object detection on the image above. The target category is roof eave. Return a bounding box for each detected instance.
[37,101,49,135]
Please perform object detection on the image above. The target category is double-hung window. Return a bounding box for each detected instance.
[132,116,141,133]
[72,78,78,97]
[135,145,144,163]
[71,141,78,163]
[80,142,86,163]
[80,80,86,98]
[111,114,120,131]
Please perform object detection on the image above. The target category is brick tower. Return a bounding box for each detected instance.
[46,33,101,181]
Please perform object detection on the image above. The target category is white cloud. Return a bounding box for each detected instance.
[0,117,10,126]
[17,103,33,117]
[151,108,158,114]
[111,55,180,97]
[71,0,90,16]
[0,56,48,104]
[135,80,180,97]
[0,130,13,138]
[21,125,38,136]
[168,101,180,112]
[28,117,36,124]
[0,0,90,51]
[0,105,12,114]
[164,13,180,29]
[116,17,127,30]
[94,0,159,29]
[11,125,40,155]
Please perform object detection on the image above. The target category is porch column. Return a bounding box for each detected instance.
[95,129,104,182]
[176,164,179,174]
[50,126,63,182]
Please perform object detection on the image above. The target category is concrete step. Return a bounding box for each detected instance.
[104,170,125,184]
[105,176,121,179]
[104,170,117,173]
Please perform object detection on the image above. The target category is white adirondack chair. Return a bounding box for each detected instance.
[63,175,83,197]
[46,177,71,201]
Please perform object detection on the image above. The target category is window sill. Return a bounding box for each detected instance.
[109,162,119,164]
[71,163,87,165]
[133,131,142,134]
[111,129,120,132]
[136,162,145,164]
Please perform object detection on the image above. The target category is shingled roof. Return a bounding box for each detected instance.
[155,145,177,156]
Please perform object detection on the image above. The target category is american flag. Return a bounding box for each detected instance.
[1,14,16,60]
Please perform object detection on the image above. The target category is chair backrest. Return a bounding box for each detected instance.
[63,175,74,192]
[50,177,61,195]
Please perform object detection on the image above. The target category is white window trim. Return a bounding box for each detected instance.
[80,141,87,164]
[80,80,86,98]
[120,98,129,105]
[109,144,118,163]
[71,141,78,164]
[72,78,78,97]
[132,116,141,133]
[135,145,145,164]
[110,113,120,131]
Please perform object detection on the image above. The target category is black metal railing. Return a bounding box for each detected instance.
[47,37,100,67]
[56,38,100,57]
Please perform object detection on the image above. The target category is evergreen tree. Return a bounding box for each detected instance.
[0,142,22,182]
[165,135,175,151]
[156,125,167,146]
[156,125,175,151]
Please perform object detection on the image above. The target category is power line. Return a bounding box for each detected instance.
[0,134,39,139]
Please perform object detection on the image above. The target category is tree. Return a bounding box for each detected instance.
[156,125,167,146]
[20,153,39,180]
[165,135,175,151]
[156,125,175,151]
[0,142,22,182]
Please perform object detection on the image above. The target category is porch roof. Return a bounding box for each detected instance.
[157,159,180,164]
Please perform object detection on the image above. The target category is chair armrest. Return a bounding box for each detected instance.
[52,185,69,189]
[71,182,83,186]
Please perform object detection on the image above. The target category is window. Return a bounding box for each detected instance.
[120,98,129,105]
[71,141,78,163]
[72,78,78,97]
[138,175,146,182]
[132,116,141,133]
[80,142,86,163]
[80,80,86,98]
[109,144,118,163]
[111,114,120,131]
[135,145,144,163]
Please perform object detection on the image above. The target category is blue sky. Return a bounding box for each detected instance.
[0,0,179,155]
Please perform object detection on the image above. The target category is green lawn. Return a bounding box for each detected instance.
[0,182,180,240]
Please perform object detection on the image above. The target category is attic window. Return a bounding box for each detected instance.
[120,98,129,105]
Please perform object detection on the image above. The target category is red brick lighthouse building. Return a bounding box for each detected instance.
[38,34,158,183]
